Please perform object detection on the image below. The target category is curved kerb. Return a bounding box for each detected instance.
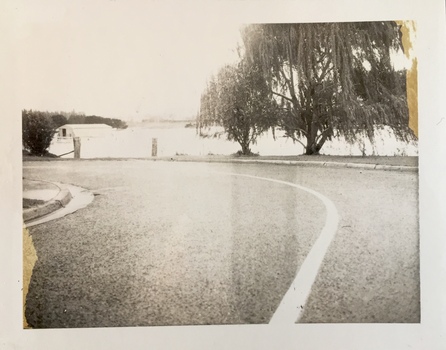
[24,183,94,228]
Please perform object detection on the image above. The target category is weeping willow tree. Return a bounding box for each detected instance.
[198,59,278,155]
[242,21,416,155]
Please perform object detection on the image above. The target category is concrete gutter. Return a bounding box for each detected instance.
[160,157,418,172]
[23,156,418,172]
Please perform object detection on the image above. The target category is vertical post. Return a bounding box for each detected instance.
[73,137,81,159]
[152,138,157,157]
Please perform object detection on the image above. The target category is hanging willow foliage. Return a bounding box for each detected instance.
[241,21,415,155]
[197,58,278,155]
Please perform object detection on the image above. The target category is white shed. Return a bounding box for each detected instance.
[57,124,113,138]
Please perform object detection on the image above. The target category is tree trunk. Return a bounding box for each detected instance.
[304,146,320,155]
[240,142,251,155]
[304,132,320,155]
[304,123,330,155]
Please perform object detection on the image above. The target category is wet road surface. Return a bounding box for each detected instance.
[23,160,419,327]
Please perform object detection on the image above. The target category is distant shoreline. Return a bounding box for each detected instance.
[127,119,195,129]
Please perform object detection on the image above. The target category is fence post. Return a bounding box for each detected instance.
[73,137,81,159]
[152,138,157,157]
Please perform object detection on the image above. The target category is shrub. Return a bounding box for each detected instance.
[22,110,57,156]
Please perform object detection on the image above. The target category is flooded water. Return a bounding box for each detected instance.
[49,125,418,159]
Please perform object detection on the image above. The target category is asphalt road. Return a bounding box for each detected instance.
[23,160,419,327]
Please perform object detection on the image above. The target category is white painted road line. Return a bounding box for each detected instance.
[219,172,340,324]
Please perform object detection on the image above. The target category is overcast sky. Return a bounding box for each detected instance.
[17,1,244,121]
[15,1,416,122]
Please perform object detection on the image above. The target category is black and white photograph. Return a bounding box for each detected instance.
[22,17,420,327]
[2,0,446,349]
